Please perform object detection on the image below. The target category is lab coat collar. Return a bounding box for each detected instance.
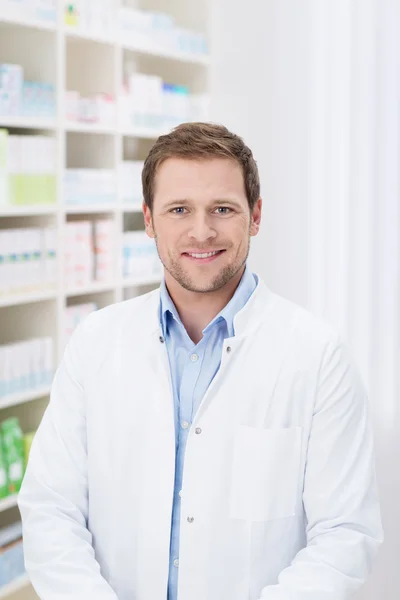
[159,266,258,339]
[146,274,275,340]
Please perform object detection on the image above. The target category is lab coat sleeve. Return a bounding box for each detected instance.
[259,337,383,600]
[18,318,119,600]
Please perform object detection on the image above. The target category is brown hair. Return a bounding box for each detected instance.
[142,122,260,211]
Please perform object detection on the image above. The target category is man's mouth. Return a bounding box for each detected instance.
[182,250,226,261]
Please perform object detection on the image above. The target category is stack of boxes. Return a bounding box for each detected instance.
[2,0,57,25]
[65,0,116,40]
[119,70,210,132]
[0,130,56,207]
[119,160,144,208]
[0,64,56,119]
[118,7,208,59]
[64,3,208,59]
[64,169,116,206]
[0,227,57,295]
[0,338,54,398]
[65,91,116,126]
[122,231,162,282]
[65,219,114,288]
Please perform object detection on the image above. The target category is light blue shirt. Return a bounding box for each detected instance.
[159,266,257,600]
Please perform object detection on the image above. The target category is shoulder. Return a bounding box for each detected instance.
[72,288,160,353]
[258,286,344,369]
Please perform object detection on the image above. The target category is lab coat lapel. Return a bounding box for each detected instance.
[114,291,176,600]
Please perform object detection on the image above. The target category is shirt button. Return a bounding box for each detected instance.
[178,490,182,498]
[190,353,199,362]
[181,421,190,430]
[187,516,194,523]
[173,558,179,568]
[195,427,202,435]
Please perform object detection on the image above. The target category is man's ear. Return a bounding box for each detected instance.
[250,198,262,237]
[143,201,155,238]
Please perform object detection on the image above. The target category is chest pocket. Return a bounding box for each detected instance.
[228,426,302,521]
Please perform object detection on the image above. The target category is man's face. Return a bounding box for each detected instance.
[143,157,262,294]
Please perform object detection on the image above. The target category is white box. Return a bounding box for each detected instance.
[94,219,114,282]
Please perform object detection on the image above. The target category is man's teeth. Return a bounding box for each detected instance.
[188,251,220,259]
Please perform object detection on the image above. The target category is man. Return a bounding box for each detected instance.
[19,122,383,600]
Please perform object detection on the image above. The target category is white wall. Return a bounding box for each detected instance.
[210,1,400,598]
[210,0,312,308]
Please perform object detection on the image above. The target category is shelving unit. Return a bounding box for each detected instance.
[0,1,209,598]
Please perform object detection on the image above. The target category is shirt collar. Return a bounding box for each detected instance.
[159,265,257,338]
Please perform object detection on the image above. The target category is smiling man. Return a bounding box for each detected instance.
[19,122,382,600]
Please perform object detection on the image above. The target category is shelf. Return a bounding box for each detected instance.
[65,121,116,135]
[0,13,56,32]
[0,0,208,497]
[66,281,116,297]
[122,275,161,288]
[0,116,56,130]
[0,495,18,513]
[64,204,117,215]
[122,42,210,66]
[0,289,58,308]
[121,126,165,140]
[121,206,142,213]
[0,385,51,411]
[65,26,115,45]
[0,205,58,217]
[0,574,30,599]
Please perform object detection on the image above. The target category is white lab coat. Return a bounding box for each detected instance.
[18,279,383,600]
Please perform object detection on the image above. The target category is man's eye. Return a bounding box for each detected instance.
[215,207,231,214]
[171,207,186,214]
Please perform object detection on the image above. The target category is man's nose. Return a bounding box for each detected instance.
[187,214,217,243]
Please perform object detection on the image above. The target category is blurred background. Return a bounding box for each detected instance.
[0,0,398,599]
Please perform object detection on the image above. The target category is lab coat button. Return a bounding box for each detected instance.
[159,336,165,343]
[187,516,194,523]
[195,427,202,434]
[226,346,232,353]
[173,559,179,568]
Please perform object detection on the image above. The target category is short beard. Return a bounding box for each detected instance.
[155,237,250,294]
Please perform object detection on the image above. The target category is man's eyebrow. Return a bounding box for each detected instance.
[162,198,243,208]
[212,198,243,207]
[162,199,191,208]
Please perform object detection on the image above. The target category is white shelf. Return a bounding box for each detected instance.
[64,204,117,214]
[0,1,208,465]
[0,385,51,411]
[66,281,116,298]
[0,289,57,308]
[0,13,56,32]
[65,26,115,45]
[0,115,56,130]
[0,205,58,217]
[122,41,210,66]
[65,121,116,135]
[64,29,209,66]
[0,574,30,599]
[121,126,165,140]
[0,495,18,513]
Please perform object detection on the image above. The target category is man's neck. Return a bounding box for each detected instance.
[165,268,245,344]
